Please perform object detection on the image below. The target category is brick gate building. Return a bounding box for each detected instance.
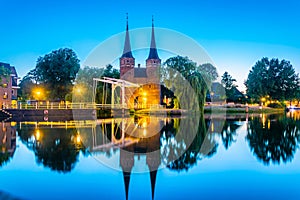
[119,17,161,109]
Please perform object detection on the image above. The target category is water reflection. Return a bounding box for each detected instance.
[17,122,88,173]
[1,112,300,199]
[246,112,300,165]
[166,117,209,171]
[0,122,16,167]
[2,112,299,172]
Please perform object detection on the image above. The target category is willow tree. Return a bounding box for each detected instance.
[162,56,217,112]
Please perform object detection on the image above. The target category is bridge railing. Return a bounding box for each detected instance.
[5,102,127,110]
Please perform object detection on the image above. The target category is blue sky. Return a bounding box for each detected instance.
[1,0,300,91]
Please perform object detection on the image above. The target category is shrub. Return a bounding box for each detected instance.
[267,102,283,108]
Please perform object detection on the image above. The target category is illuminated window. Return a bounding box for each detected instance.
[3,92,8,99]
[3,83,7,88]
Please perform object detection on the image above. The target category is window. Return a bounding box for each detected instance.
[3,83,7,88]
[12,90,14,94]
[3,92,8,99]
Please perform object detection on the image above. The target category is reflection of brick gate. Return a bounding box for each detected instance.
[92,77,139,109]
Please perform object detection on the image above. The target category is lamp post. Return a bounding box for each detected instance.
[261,97,266,107]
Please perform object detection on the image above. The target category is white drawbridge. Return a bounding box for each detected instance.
[92,77,139,109]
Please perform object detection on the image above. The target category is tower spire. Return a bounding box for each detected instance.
[147,15,160,60]
[122,13,133,58]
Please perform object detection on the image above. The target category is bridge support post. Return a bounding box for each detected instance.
[112,84,115,109]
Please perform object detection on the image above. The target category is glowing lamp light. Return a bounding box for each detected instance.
[76,135,81,144]
[35,130,41,140]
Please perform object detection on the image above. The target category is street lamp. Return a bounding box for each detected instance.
[261,97,266,106]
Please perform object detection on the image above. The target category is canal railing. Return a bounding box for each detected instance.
[6,102,127,110]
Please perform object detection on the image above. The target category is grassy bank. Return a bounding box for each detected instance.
[204,106,285,114]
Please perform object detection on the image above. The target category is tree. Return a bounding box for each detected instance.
[245,57,299,102]
[18,69,38,100]
[162,56,218,111]
[199,63,218,82]
[245,58,269,101]
[221,71,238,102]
[73,64,120,103]
[0,65,10,87]
[35,48,80,100]
[76,66,104,87]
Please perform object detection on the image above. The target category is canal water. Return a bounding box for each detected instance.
[0,111,300,200]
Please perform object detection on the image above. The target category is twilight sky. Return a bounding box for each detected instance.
[1,0,300,92]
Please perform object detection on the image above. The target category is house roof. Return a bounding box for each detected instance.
[134,68,147,77]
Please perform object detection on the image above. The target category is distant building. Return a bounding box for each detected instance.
[120,17,161,109]
[0,62,19,109]
[207,82,246,103]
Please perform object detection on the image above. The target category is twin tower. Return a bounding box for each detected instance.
[120,16,161,108]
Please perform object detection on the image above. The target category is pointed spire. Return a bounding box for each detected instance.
[122,13,134,58]
[150,170,158,200]
[147,15,160,60]
[123,171,131,200]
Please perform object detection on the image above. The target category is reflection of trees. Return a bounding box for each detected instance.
[0,149,10,167]
[247,114,300,165]
[18,125,87,173]
[220,120,240,149]
[165,116,214,171]
[165,116,244,172]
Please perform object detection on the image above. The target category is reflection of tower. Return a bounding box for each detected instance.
[120,16,161,109]
[119,116,162,200]
[120,150,134,200]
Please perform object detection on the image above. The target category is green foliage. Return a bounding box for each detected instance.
[0,65,10,86]
[245,57,300,102]
[73,64,120,103]
[162,56,218,111]
[18,69,37,100]
[221,71,242,102]
[198,63,218,83]
[221,71,237,90]
[76,66,104,87]
[35,48,80,100]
